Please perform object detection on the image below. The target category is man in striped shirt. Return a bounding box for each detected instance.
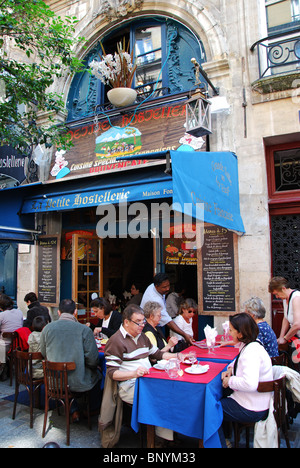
[105,303,175,442]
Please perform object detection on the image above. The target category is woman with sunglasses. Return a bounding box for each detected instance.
[169,298,196,348]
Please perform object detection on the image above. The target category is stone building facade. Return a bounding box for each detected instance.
[7,0,300,334]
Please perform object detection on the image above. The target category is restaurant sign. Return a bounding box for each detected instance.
[0,145,26,188]
[21,178,174,214]
[49,102,205,181]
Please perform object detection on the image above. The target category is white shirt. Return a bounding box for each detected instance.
[170,314,193,341]
[283,290,300,337]
[228,342,273,412]
[140,283,171,327]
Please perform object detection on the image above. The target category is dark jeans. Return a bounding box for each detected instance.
[70,370,102,414]
[219,397,269,447]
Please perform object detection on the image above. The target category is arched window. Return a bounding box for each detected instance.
[66,17,206,122]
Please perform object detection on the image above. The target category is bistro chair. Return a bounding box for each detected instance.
[272,350,290,367]
[233,376,290,448]
[2,331,17,386]
[12,350,44,428]
[42,360,91,446]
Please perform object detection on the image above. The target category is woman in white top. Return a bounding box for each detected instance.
[268,276,300,345]
[169,298,195,342]
[220,313,273,445]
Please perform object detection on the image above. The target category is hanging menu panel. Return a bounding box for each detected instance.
[36,236,60,306]
[198,226,239,315]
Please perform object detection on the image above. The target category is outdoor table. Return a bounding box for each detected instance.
[184,342,239,364]
[131,360,228,448]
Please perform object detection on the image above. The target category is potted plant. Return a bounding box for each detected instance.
[90,39,137,107]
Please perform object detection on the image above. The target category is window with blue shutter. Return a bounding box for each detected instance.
[66,17,206,122]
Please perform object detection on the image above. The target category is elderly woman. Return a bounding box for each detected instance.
[243,296,279,358]
[0,294,24,378]
[86,297,122,338]
[143,301,178,352]
[220,313,273,447]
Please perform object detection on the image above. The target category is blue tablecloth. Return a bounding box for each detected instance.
[131,362,227,448]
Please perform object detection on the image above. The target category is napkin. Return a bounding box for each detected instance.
[155,360,168,370]
[204,324,218,346]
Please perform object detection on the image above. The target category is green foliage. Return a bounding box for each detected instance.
[0,0,85,154]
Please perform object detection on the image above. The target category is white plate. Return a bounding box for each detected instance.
[194,342,221,349]
[153,360,168,370]
[184,365,209,375]
[153,363,166,370]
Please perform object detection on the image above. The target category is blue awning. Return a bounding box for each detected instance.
[171,150,245,234]
[0,184,38,243]
[15,150,244,235]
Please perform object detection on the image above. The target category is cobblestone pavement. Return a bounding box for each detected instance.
[0,378,298,449]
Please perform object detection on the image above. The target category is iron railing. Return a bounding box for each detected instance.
[251,28,300,79]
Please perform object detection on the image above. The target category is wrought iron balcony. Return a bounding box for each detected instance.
[251,28,300,79]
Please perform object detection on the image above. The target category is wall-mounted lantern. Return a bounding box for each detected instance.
[185,90,212,137]
[185,58,219,137]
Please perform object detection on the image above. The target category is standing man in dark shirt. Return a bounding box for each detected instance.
[23,292,51,328]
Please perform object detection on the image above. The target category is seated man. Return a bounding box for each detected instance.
[40,299,102,421]
[104,303,177,444]
[23,292,51,328]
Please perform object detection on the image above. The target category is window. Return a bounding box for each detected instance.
[266,0,300,33]
[273,147,300,191]
[66,18,206,122]
[135,25,163,95]
[266,142,300,202]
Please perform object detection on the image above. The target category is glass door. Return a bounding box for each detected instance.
[72,234,103,322]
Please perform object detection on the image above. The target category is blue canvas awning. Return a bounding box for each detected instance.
[0,184,38,243]
[19,150,245,234]
[171,150,245,234]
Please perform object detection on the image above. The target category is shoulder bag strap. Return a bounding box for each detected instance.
[233,340,263,376]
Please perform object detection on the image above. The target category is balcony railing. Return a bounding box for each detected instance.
[251,28,300,79]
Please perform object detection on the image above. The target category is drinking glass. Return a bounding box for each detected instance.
[165,358,180,379]
[207,339,215,353]
[188,350,197,365]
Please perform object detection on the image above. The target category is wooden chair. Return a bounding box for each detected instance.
[233,376,290,448]
[12,350,44,428]
[42,360,91,446]
[272,351,288,367]
[2,331,17,386]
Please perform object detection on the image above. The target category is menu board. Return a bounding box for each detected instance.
[200,226,237,314]
[36,236,60,306]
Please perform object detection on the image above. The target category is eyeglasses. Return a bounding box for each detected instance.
[187,309,195,314]
[129,318,147,327]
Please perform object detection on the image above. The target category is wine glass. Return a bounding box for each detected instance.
[188,350,197,365]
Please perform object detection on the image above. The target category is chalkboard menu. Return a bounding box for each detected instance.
[200,226,237,313]
[37,236,60,306]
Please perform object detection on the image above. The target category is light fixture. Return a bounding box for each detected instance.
[185,90,212,137]
[185,58,219,137]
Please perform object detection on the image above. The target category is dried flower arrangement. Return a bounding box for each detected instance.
[90,39,137,89]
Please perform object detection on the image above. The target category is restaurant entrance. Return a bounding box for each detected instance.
[69,232,154,322]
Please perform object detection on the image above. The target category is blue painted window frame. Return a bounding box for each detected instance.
[66,17,206,122]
